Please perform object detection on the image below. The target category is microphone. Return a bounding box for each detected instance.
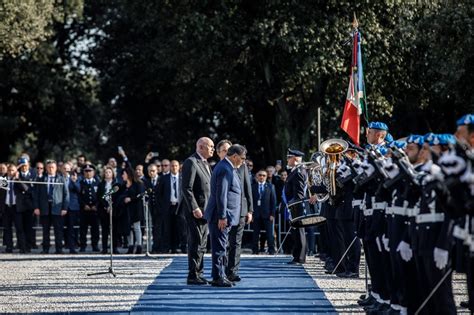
[136,188,152,199]
[102,185,120,199]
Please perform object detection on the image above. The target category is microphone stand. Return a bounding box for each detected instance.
[88,195,132,277]
[140,191,160,259]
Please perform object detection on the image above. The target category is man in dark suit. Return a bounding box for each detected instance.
[204,144,246,287]
[157,160,183,253]
[78,164,100,252]
[14,158,35,253]
[216,140,254,282]
[252,170,277,255]
[144,164,160,253]
[181,137,214,285]
[283,149,307,264]
[33,160,69,254]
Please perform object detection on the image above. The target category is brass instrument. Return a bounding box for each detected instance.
[305,139,349,201]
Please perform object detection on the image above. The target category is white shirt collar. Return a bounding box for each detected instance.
[224,157,235,169]
[196,152,207,161]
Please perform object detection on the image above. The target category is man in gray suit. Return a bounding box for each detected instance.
[33,160,69,254]
[181,137,214,285]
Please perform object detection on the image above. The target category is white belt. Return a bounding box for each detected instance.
[373,202,387,210]
[352,200,363,207]
[407,207,420,217]
[363,208,383,216]
[386,206,407,216]
[415,213,445,224]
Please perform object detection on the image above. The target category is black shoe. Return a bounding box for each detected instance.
[32,244,38,249]
[336,271,359,278]
[227,274,241,282]
[19,249,26,254]
[367,302,391,314]
[5,248,13,253]
[358,295,376,306]
[211,277,233,287]
[55,250,64,254]
[187,277,209,285]
[79,247,86,253]
[41,249,49,254]
[171,249,178,254]
[113,248,120,254]
[126,246,134,254]
[460,301,469,308]
[92,246,100,252]
[180,247,187,253]
[135,246,142,254]
[70,249,78,254]
[287,260,302,265]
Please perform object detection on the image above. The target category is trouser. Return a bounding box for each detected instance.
[128,221,142,246]
[317,223,330,257]
[186,215,208,280]
[169,205,180,251]
[209,222,231,280]
[80,210,99,249]
[150,207,160,252]
[335,218,361,274]
[365,237,390,300]
[291,226,307,263]
[326,218,338,262]
[158,210,171,252]
[306,226,316,254]
[252,217,275,254]
[65,211,80,250]
[40,211,64,252]
[227,216,245,276]
[3,205,16,250]
[15,210,33,251]
[398,254,420,314]
[414,253,456,315]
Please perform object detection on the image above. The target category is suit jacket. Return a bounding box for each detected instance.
[79,178,99,210]
[67,177,81,211]
[181,152,212,217]
[237,164,253,217]
[157,173,181,214]
[204,159,242,226]
[144,176,160,216]
[252,181,276,219]
[14,172,34,212]
[32,175,69,215]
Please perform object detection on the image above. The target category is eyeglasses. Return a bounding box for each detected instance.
[257,174,267,177]
[36,167,44,170]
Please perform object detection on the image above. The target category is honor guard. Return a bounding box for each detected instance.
[79,164,100,252]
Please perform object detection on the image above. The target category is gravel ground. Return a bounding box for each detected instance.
[0,252,470,314]
[304,254,470,314]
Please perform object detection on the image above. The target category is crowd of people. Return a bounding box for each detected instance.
[0,146,290,256]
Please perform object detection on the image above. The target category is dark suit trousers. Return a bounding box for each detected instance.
[3,205,16,249]
[15,210,32,251]
[99,212,109,251]
[159,208,172,252]
[252,217,275,254]
[80,210,99,248]
[186,214,208,279]
[291,226,307,263]
[227,216,245,276]
[209,223,231,280]
[66,211,80,250]
[40,206,64,251]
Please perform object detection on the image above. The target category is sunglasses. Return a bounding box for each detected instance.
[84,170,93,172]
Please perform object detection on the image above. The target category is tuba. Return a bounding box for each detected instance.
[307,139,348,200]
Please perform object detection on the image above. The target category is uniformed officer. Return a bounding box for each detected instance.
[283,148,308,265]
[79,164,100,252]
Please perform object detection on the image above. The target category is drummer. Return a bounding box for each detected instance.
[283,148,308,265]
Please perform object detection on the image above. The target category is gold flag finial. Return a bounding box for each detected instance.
[352,12,359,29]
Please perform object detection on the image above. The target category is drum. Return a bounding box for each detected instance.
[287,198,326,228]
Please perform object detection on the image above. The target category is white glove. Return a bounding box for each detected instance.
[433,247,449,270]
[396,241,413,262]
[382,234,390,252]
[375,236,382,252]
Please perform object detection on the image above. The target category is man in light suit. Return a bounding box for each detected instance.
[252,169,277,255]
[204,144,246,287]
[33,160,69,254]
[181,137,214,285]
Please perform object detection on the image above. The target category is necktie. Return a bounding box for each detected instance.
[152,178,156,187]
[172,176,178,199]
[259,184,264,197]
[48,177,54,200]
[8,181,13,205]
[203,160,210,174]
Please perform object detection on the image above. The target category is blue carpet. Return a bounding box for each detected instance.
[131,256,336,314]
